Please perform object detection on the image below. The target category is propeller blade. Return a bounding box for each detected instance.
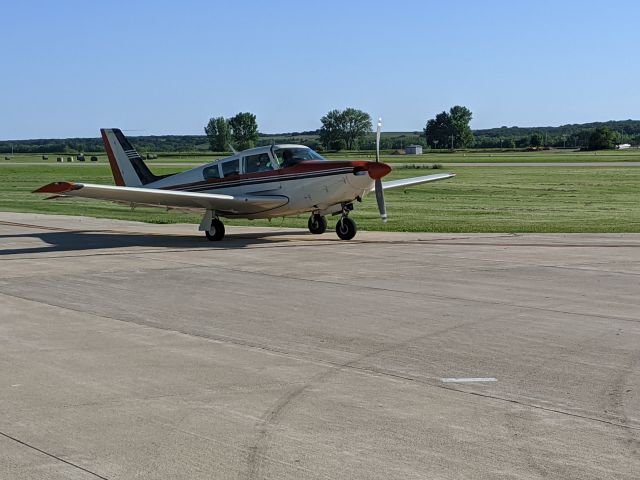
[375,178,387,223]
[375,117,382,163]
[374,118,386,222]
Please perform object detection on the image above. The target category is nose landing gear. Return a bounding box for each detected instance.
[336,203,357,240]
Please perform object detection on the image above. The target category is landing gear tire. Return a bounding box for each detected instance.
[336,217,357,240]
[308,214,327,234]
[205,218,225,241]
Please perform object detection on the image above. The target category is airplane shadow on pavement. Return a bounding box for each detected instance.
[0,228,316,256]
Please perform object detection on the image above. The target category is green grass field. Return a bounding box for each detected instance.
[1,160,639,233]
[4,148,640,165]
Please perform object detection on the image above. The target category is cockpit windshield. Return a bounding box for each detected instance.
[271,147,325,168]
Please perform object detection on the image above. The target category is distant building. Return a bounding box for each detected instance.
[405,145,423,155]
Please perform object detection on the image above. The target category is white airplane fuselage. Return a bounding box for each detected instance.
[147,144,388,219]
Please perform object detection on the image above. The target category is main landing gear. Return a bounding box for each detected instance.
[308,214,327,234]
[205,217,225,241]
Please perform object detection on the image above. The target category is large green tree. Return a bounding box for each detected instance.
[423,111,453,149]
[449,105,474,148]
[530,133,543,148]
[204,116,231,152]
[229,112,259,150]
[319,109,343,150]
[424,105,474,149]
[340,108,372,150]
[588,127,616,150]
[320,108,372,150]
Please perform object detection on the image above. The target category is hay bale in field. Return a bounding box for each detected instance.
[42,155,49,160]
[4,156,10,160]
[66,156,74,162]
[90,156,98,162]
[57,157,63,162]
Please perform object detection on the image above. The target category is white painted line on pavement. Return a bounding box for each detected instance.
[441,377,497,383]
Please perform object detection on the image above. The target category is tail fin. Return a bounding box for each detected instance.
[101,128,160,187]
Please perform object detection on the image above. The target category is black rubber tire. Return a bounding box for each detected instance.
[308,214,327,234]
[205,218,225,241]
[336,217,357,240]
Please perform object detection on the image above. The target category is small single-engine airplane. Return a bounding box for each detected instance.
[34,121,455,241]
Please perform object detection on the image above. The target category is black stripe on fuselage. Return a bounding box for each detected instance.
[164,167,355,193]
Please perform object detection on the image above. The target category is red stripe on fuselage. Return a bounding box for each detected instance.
[162,160,373,191]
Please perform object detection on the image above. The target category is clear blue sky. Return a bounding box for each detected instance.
[1,0,638,139]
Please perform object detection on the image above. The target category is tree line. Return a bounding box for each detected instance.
[204,108,635,152]
[3,113,639,154]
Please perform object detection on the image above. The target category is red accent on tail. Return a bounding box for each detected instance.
[101,129,125,186]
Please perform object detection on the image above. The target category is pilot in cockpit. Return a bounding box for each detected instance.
[281,149,294,167]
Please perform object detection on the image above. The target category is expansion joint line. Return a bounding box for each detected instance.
[0,430,110,480]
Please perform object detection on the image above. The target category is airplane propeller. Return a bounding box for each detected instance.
[374,117,387,223]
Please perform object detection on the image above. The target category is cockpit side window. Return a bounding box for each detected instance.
[244,153,274,174]
[203,164,221,180]
[221,159,240,177]
[272,147,325,168]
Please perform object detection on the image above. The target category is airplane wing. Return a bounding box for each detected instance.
[382,172,455,190]
[33,182,288,215]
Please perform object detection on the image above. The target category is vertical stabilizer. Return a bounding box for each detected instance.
[101,128,159,187]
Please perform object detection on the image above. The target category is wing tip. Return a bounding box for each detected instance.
[33,182,80,194]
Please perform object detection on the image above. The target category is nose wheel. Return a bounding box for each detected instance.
[336,216,357,240]
[308,214,327,234]
[205,218,225,241]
